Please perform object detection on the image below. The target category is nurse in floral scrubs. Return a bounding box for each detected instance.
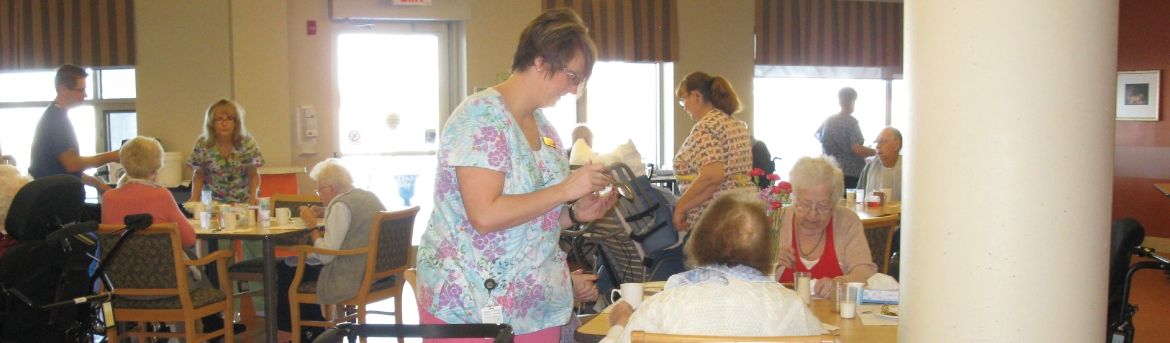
[416,8,615,343]
[186,98,264,205]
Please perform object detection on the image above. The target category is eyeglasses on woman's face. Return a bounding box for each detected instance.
[561,67,585,86]
[794,200,833,214]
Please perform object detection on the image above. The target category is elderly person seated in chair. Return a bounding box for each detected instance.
[0,165,32,257]
[276,158,386,341]
[102,137,197,250]
[602,191,827,342]
[776,156,876,298]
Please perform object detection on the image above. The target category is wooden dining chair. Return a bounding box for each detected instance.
[96,223,236,343]
[227,193,321,334]
[630,331,838,343]
[861,213,900,274]
[288,206,420,343]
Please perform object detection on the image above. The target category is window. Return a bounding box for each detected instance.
[0,67,136,198]
[753,75,897,176]
[544,61,675,168]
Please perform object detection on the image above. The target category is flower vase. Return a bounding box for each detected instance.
[394,174,418,207]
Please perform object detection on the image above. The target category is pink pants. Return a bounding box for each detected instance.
[419,308,560,343]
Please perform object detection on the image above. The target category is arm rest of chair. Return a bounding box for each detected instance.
[288,244,369,258]
[183,249,235,267]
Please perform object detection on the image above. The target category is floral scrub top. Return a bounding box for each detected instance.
[186,135,264,203]
[416,88,572,334]
[673,109,754,226]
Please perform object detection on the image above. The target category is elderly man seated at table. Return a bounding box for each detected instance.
[856,127,902,202]
[776,156,876,298]
[602,191,827,342]
[275,158,386,341]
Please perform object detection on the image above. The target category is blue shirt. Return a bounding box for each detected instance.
[29,104,80,179]
[816,113,866,177]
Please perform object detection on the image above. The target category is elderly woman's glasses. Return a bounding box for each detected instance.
[795,201,832,214]
[561,67,585,86]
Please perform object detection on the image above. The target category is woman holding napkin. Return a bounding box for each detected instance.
[775,156,876,298]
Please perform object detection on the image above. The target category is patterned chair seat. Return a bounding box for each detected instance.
[227,257,276,274]
[112,288,228,309]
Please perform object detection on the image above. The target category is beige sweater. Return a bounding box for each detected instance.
[775,206,877,283]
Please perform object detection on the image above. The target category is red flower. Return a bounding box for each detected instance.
[769,201,782,209]
[750,168,766,177]
[766,173,780,181]
[777,181,793,193]
[771,186,784,194]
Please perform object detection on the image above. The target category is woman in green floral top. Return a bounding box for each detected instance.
[186,99,264,205]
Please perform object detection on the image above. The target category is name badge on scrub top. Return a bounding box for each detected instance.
[481,277,503,324]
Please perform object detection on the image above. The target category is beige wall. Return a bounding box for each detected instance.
[136,0,757,192]
[674,0,756,150]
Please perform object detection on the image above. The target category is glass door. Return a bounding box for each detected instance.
[335,22,457,243]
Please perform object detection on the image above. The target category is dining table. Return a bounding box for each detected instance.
[193,218,310,342]
[575,281,898,342]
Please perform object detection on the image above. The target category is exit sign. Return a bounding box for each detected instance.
[392,0,432,5]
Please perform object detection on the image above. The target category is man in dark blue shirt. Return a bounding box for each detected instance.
[28,65,119,192]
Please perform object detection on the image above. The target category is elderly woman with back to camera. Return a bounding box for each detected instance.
[0,165,32,257]
[603,191,827,342]
[102,136,197,250]
[672,72,755,232]
[775,156,876,298]
[415,8,615,343]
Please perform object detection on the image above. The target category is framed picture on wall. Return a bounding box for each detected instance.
[1117,70,1160,121]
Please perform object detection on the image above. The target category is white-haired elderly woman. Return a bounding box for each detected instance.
[775,156,876,298]
[101,136,197,249]
[275,158,386,340]
[0,165,32,257]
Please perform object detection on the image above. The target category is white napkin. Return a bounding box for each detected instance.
[866,273,900,290]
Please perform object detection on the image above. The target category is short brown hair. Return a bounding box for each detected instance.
[685,190,777,273]
[676,71,742,115]
[55,64,88,90]
[511,8,597,80]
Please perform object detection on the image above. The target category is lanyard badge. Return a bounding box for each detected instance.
[480,278,504,324]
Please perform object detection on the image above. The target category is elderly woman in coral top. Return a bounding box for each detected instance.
[775,156,876,298]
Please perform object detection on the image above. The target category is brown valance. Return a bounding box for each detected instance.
[543,0,678,62]
[755,0,902,67]
[0,0,135,71]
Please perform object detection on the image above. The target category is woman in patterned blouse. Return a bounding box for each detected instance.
[672,72,755,232]
[185,99,264,205]
[416,9,616,342]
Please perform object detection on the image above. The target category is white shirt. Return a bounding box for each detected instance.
[312,200,351,265]
[604,276,827,342]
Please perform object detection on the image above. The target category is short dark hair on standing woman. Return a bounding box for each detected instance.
[55,64,88,90]
[511,8,598,79]
[685,190,777,273]
[676,71,742,115]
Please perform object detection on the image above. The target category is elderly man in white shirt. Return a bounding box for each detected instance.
[275,158,386,341]
[601,191,826,342]
[857,127,902,202]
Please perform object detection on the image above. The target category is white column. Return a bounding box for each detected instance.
[903,1,1117,342]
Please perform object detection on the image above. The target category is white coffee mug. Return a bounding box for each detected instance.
[609,282,644,309]
[275,208,292,225]
[221,211,239,230]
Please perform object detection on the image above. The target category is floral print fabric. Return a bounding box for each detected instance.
[417,88,572,334]
[673,110,755,226]
[185,135,264,203]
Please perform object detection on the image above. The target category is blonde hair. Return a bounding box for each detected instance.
[200,99,249,147]
[789,156,844,203]
[685,190,776,273]
[0,165,32,233]
[119,136,164,179]
[309,158,353,190]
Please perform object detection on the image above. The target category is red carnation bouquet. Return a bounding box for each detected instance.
[751,168,792,217]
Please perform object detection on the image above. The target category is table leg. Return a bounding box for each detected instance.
[263,239,278,342]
